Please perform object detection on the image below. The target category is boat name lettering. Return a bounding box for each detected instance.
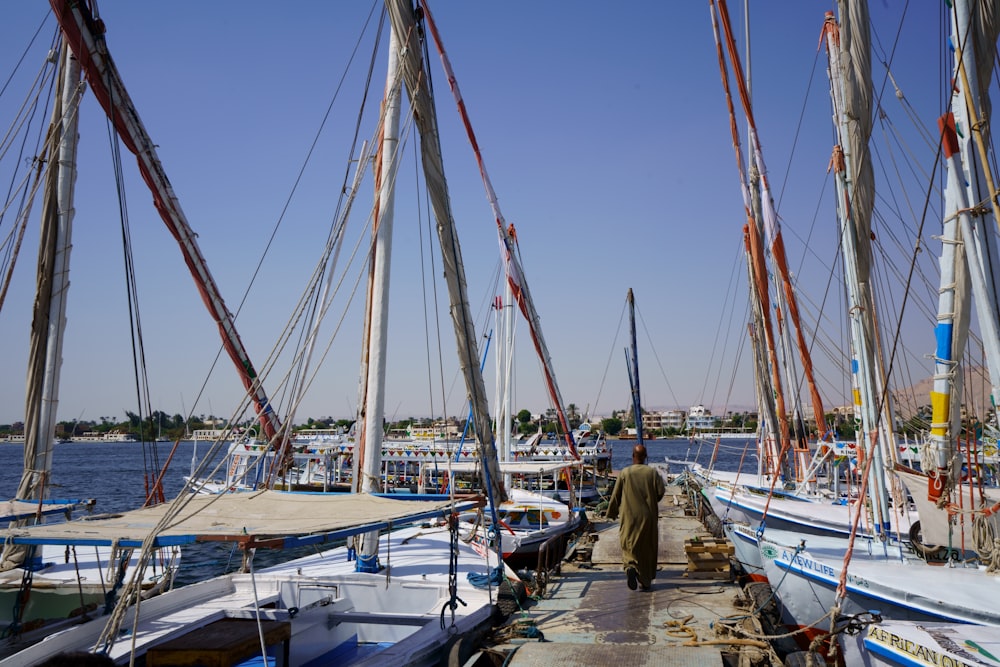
[780,550,836,578]
[867,626,978,667]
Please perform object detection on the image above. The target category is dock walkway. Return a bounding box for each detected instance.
[483,465,777,666]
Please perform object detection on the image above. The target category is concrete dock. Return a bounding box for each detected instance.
[477,466,781,666]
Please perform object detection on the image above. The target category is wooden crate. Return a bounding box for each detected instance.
[683,537,734,555]
[683,537,733,579]
[146,618,290,667]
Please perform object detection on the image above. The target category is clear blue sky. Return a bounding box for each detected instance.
[0,2,954,427]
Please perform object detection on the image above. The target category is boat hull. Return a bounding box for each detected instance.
[758,529,1000,634]
[840,620,1000,667]
[1,521,512,666]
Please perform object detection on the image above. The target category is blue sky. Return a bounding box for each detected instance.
[0,2,956,427]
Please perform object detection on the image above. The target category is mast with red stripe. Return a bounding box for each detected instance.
[49,0,280,443]
[419,0,579,459]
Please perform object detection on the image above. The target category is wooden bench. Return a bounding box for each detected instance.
[145,617,291,667]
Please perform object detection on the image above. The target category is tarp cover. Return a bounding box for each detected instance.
[2,491,472,547]
[442,461,576,475]
[0,498,89,522]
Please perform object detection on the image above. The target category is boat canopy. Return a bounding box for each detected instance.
[2,491,480,550]
[440,461,576,475]
[0,498,95,522]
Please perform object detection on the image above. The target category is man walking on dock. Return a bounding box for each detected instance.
[606,444,664,591]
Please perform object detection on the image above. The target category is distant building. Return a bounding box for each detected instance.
[407,418,463,441]
[641,410,685,431]
[686,405,717,431]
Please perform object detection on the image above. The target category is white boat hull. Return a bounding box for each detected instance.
[839,620,1000,667]
[758,528,1000,638]
[0,543,178,630]
[3,521,513,666]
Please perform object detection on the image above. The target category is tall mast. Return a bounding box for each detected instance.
[351,24,403,574]
[710,0,788,478]
[626,289,644,445]
[823,2,894,534]
[949,0,1000,406]
[18,45,81,507]
[720,1,831,478]
[419,1,579,459]
[383,0,506,503]
[49,0,281,443]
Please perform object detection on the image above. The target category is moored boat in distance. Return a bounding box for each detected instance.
[69,430,138,443]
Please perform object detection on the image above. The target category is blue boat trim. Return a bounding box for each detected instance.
[770,557,963,623]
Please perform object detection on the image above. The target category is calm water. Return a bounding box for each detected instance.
[609,436,758,473]
[0,440,241,586]
[0,437,757,586]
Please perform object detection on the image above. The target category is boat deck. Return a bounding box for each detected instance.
[484,467,770,666]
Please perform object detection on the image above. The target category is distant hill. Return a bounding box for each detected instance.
[890,365,993,419]
[641,368,995,422]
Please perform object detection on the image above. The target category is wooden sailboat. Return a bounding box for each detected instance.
[698,1,915,598]
[0,1,520,664]
[450,287,581,572]
[0,28,181,639]
[742,2,1000,654]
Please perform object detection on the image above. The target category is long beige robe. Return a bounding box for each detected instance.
[606,463,665,588]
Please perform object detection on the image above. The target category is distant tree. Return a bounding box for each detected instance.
[567,403,581,428]
[838,420,857,439]
[545,407,557,423]
[601,417,623,436]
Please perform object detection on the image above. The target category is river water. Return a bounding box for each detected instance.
[0,436,757,586]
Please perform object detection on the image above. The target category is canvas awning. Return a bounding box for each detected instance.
[2,491,481,550]
[0,497,95,523]
[434,461,576,475]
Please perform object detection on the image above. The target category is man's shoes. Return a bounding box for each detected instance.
[626,567,638,591]
[639,584,651,592]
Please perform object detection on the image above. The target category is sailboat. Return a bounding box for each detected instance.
[0,22,186,638]
[413,36,589,571]
[0,2,522,664]
[445,288,582,572]
[694,0,913,596]
[714,1,1000,654]
[694,0,890,547]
